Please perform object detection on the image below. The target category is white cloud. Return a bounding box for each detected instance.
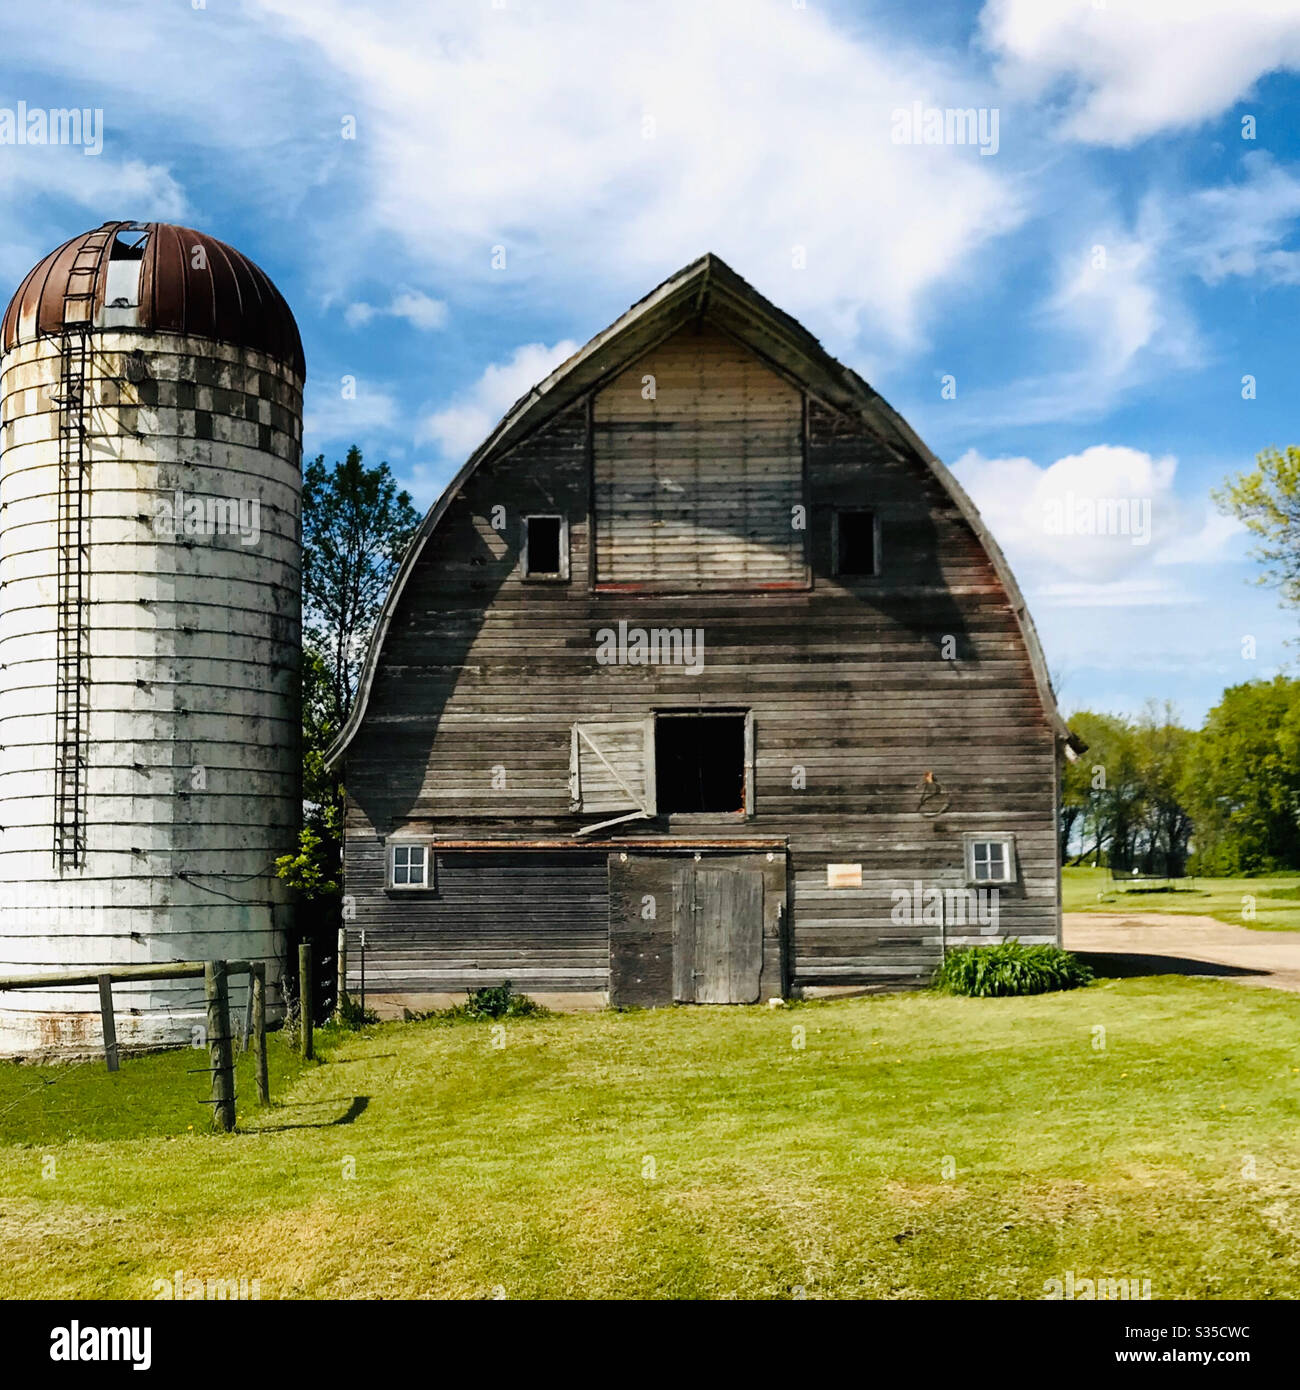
[981,0,1300,145]
[303,378,401,448]
[252,0,1026,352]
[954,444,1213,589]
[1050,234,1169,375]
[344,289,449,331]
[0,152,186,219]
[1178,153,1300,286]
[1034,578,1199,610]
[953,225,1201,430]
[954,154,1300,429]
[419,339,579,460]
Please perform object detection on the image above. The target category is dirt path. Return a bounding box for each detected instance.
[1063,912,1300,993]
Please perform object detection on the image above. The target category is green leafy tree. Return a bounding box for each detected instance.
[278,448,421,910]
[1062,711,1145,868]
[302,445,421,723]
[1131,701,1194,876]
[1182,677,1300,874]
[1214,446,1300,608]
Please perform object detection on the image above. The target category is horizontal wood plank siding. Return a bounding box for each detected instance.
[344,848,609,992]
[593,325,806,589]
[343,322,1059,997]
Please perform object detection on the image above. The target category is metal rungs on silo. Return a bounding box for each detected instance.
[50,278,99,870]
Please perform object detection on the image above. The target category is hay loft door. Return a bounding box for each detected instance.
[673,866,763,1004]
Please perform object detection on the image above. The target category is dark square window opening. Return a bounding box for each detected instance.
[655,713,747,814]
[524,515,564,577]
[835,509,877,576]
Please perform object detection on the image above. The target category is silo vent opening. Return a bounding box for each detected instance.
[104,227,148,308]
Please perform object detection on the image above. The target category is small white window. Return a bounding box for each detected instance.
[966,836,1016,885]
[390,843,429,889]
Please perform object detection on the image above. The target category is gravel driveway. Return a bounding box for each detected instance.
[1063,912,1300,993]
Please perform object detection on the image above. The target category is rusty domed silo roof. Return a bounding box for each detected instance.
[1,221,305,377]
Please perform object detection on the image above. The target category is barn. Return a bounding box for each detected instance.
[327,254,1071,1009]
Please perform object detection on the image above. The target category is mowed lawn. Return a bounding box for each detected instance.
[2,979,1300,1300]
[1064,865,1300,930]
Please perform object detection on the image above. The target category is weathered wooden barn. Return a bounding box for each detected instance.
[327,255,1070,1008]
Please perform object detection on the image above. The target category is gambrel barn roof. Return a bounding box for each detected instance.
[327,253,1067,768]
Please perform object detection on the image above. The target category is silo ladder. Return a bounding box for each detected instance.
[50,248,101,869]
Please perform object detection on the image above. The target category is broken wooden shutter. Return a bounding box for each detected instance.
[569,719,656,817]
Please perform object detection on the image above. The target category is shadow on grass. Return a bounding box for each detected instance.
[1107,886,1204,897]
[1075,951,1261,980]
[255,1095,370,1131]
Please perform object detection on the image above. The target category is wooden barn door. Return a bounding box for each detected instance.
[673,866,763,1004]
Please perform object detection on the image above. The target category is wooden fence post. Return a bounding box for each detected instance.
[204,960,236,1132]
[336,925,347,1022]
[298,941,314,1061]
[251,963,269,1106]
[240,976,254,1054]
[97,973,119,1073]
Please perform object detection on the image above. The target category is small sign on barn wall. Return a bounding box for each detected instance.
[826,863,862,888]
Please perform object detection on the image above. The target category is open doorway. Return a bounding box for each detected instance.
[104,226,148,309]
[654,711,748,814]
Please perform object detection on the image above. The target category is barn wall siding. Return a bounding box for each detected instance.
[343,322,1059,1000]
[593,324,807,589]
[344,846,609,993]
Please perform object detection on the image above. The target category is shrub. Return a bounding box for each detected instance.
[931,940,1094,997]
[336,993,378,1029]
[405,981,549,1024]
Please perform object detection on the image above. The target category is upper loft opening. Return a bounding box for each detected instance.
[104,227,148,309]
[655,711,747,814]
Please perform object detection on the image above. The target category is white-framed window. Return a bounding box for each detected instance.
[965,835,1016,886]
[390,843,430,889]
[523,514,569,580]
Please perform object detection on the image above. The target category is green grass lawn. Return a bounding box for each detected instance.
[1064,865,1300,930]
[3,980,1300,1299]
[0,1033,311,1147]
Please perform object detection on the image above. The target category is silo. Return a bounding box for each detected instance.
[0,221,303,1052]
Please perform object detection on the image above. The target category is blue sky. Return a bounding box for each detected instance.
[2,0,1298,726]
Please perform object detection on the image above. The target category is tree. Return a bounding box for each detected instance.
[1214,445,1300,608]
[1062,711,1144,868]
[1059,707,1196,874]
[1181,677,1300,874]
[302,446,422,724]
[1131,702,1194,876]
[278,448,422,911]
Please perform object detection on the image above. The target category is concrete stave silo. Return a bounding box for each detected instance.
[0,221,303,1053]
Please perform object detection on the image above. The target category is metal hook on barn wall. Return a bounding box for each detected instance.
[918,770,951,818]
